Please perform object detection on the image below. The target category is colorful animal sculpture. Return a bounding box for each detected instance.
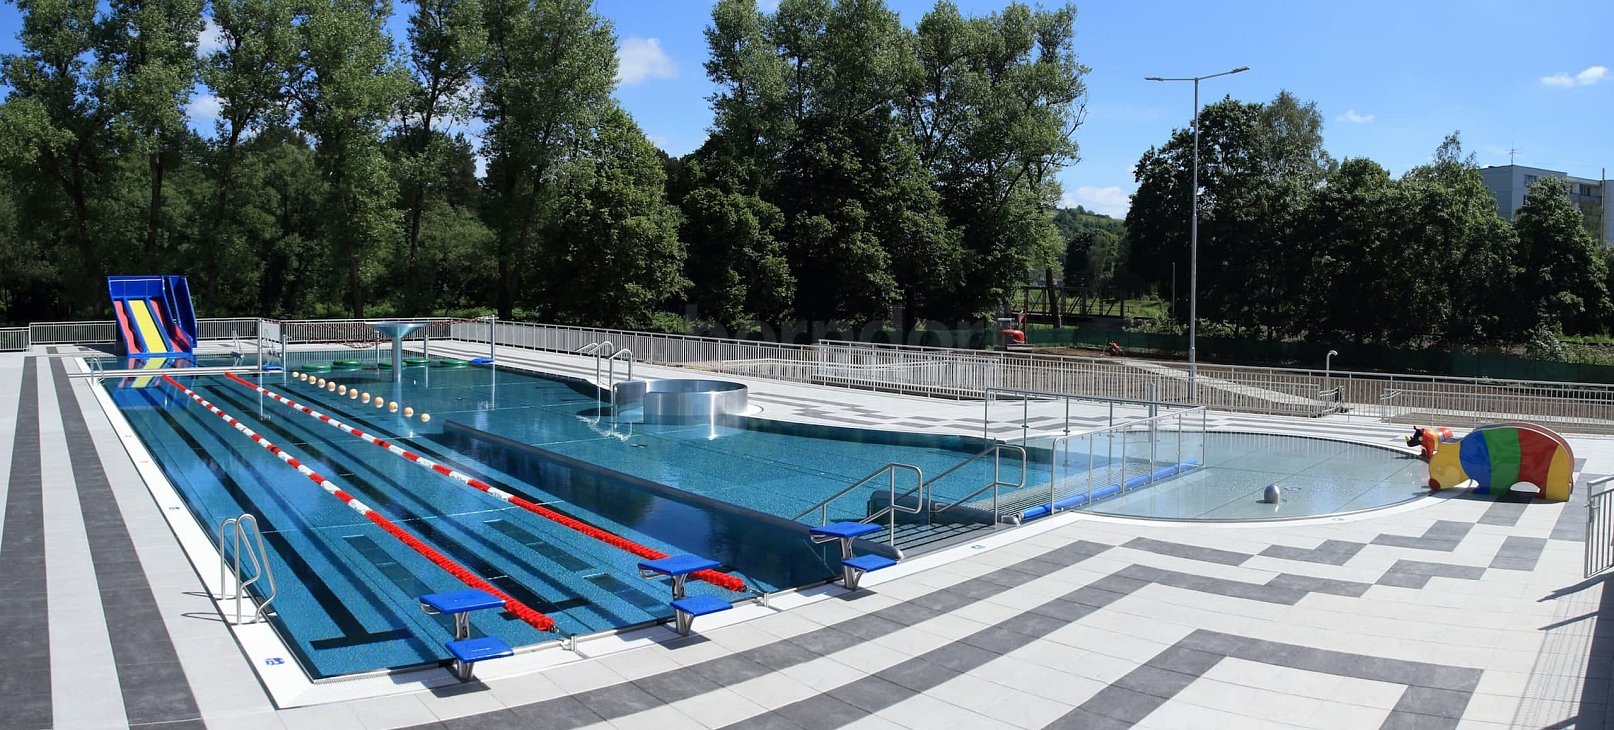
[1406,426,1454,460]
[1426,422,1575,501]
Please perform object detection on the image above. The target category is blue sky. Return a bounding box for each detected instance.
[2,0,1609,219]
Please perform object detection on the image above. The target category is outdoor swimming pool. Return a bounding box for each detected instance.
[99,349,1428,678]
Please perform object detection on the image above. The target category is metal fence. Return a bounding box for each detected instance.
[25,317,262,346]
[1023,406,1209,519]
[277,318,454,348]
[0,327,28,351]
[11,314,1613,431]
[29,320,118,344]
[1585,476,1614,579]
[438,320,1614,431]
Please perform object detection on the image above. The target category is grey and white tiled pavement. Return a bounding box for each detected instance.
[2,344,1612,729]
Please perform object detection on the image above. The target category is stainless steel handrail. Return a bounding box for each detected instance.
[1584,475,1614,578]
[1045,405,1208,515]
[606,348,635,394]
[217,514,276,625]
[792,462,924,546]
[931,444,1028,524]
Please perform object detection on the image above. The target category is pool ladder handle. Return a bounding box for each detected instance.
[216,514,277,625]
[577,341,636,409]
[791,462,925,549]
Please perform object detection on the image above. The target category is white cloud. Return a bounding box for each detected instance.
[198,19,224,55]
[187,94,222,121]
[1061,186,1130,218]
[1541,65,1607,87]
[1337,108,1374,124]
[616,37,676,86]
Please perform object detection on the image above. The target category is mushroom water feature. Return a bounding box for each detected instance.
[369,321,428,383]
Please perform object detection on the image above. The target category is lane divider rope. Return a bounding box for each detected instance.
[160,374,559,632]
[224,372,747,593]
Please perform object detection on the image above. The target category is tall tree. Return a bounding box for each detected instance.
[0,0,116,315]
[478,0,615,318]
[543,107,688,327]
[394,0,485,312]
[292,0,406,316]
[901,1,1087,321]
[200,0,297,308]
[1126,92,1329,337]
[1513,176,1611,334]
[106,0,204,269]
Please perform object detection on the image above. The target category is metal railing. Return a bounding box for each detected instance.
[217,514,277,625]
[793,462,924,547]
[981,386,1195,442]
[0,327,27,351]
[15,313,1610,430]
[1040,406,1209,518]
[24,317,262,346]
[931,444,1028,524]
[1585,475,1614,579]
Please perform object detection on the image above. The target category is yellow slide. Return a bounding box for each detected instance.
[127,299,172,354]
[130,357,168,388]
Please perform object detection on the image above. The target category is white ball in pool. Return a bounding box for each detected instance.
[375,398,385,409]
[338,385,347,395]
[316,378,325,387]
[349,390,359,400]
[328,381,337,392]
[403,406,414,417]
[420,413,431,423]
[291,371,300,378]
[361,392,371,403]
[388,401,398,413]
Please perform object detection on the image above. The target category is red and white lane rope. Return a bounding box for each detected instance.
[161,374,558,632]
[223,372,748,593]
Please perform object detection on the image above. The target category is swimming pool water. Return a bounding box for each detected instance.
[101,350,1424,679]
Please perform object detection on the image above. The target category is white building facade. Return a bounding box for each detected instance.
[1481,164,1611,246]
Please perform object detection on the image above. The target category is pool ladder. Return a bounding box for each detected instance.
[577,341,635,407]
[217,514,277,625]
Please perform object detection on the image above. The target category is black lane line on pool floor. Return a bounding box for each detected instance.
[49,356,204,728]
[0,357,50,730]
[142,385,416,657]
[204,384,613,624]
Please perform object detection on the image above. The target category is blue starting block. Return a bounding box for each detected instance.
[420,589,512,681]
[639,555,733,635]
[809,522,899,590]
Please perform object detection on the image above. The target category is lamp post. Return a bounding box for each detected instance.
[1145,65,1249,401]
[1325,349,1338,393]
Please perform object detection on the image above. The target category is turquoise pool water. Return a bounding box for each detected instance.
[99,350,1422,679]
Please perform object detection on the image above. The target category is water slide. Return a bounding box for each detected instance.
[108,275,198,357]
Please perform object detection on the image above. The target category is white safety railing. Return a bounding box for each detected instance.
[0,327,27,351]
[1037,406,1210,518]
[1585,476,1614,579]
[14,314,1614,429]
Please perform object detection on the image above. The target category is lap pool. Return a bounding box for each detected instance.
[97,349,1426,678]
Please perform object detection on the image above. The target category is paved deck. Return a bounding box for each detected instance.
[1,344,1611,729]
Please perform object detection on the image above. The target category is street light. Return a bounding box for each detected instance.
[1145,65,1249,401]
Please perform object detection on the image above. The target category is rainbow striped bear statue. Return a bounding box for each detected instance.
[1426,422,1575,501]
